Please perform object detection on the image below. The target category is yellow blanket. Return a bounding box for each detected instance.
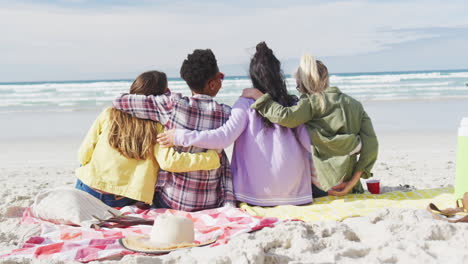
[240,187,455,222]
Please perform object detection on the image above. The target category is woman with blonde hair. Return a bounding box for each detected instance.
[75,71,220,207]
[242,54,378,197]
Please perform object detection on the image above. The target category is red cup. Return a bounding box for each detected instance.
[366,180,380,194]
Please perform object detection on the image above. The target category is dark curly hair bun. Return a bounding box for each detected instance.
[180,49,219,93]
[249,41,296,128]
[255,41,272,56]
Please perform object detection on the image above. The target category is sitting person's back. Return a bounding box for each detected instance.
[207,97,314,206]
[235,44,312,205]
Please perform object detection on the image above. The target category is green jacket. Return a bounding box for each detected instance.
[251,87,378,193]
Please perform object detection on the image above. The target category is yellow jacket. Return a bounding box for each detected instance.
[75,107,220,204]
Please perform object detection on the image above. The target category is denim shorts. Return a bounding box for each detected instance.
[312,183,328,198]
[152,191,172,209]
[75,179,136,208]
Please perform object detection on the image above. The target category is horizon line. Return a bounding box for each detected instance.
[1,68,467,85]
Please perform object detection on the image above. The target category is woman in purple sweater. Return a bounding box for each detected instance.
[158,42,314,206]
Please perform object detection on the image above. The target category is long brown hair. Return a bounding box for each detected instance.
[249,42,296,128]
[108,71,167,161]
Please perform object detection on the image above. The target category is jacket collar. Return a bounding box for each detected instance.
[325,86,341,93]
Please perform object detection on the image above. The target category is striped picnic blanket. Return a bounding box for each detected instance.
[240,187,455,222]
[0,206,280,263]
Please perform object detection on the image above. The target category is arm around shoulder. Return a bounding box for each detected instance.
[154,145,220,172]
[174,98,250,149]
[251,94,314,128]
[112,93,174,123]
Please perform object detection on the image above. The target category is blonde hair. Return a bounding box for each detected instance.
[108,109,160,161]
[295,54,329,95]
[108,71,167,161]
[295,54,329,110]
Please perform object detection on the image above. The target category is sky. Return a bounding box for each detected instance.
[1,0,468,82]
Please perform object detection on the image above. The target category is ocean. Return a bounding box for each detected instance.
[1,69,468,113]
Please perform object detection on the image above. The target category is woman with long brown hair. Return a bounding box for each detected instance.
[75,71,221,207]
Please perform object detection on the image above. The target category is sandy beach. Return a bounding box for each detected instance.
[2,0,468,261]
[1,98,468,263]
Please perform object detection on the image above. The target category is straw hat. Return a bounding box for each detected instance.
[119,214,216,253]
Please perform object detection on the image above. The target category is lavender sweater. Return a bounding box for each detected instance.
[174,97,313,206]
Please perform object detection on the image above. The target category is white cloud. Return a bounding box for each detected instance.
[0,0,467,81]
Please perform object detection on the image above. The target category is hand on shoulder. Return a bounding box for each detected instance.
[241,88,264,100]
[157,129,176,147]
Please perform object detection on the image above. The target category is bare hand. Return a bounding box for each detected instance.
[330,182,347,191]
[157,129,176,147]
[327,171,363,196]
[327,181,354,196]
[241,88,264,100]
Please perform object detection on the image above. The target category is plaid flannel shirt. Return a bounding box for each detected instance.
[113,92,234,211]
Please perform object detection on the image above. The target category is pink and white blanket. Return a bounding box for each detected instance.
[1,206,280,263]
